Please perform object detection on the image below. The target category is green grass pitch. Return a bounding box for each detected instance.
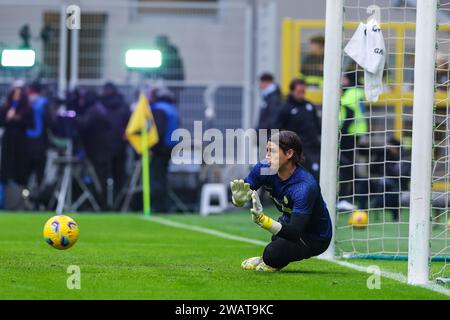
[0,211,448,300]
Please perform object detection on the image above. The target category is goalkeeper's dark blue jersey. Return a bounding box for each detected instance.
[245,161,332,241]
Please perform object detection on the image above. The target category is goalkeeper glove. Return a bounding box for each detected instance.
[250,191,281,235]
[230,179,252,207]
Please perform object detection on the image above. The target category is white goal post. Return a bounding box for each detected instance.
[407,0,437,286]
[318,0,344,260]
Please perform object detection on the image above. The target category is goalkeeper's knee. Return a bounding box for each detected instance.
[262,244,289,270]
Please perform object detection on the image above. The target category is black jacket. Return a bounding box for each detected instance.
[257,85,281,131]
[101,93,131,156]
[0,103,34,185]
[275,95,321,152]
[77,101,112,163]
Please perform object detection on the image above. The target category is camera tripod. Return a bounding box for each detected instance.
[49,140,101,213]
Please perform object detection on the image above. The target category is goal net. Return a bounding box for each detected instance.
[331,0,449,283]
[432,0,450,282]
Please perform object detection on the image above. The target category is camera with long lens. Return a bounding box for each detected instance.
[53,109,78,140]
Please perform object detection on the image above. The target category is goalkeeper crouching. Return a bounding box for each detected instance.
[230,131,332,272]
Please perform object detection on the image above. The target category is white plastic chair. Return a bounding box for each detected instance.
[200,183,228,216]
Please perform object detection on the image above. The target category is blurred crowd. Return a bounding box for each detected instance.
[0,33,415,217]
[0,80,180,213]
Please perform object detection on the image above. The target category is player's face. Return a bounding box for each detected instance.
[266,141,291,171]
[259,80,270,91]
[291,84,306,102]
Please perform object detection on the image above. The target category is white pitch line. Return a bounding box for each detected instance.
[144,216,267,246]
[143,215,450,298]
[328,259,450,297]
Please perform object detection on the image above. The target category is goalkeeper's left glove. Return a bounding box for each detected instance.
[250,191,281,235]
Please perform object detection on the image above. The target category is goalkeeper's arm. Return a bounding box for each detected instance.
[276,214,310,242]
[254,211,310,242]
[251,191,311,242]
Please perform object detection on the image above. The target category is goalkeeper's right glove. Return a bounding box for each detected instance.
[229,179,252,207]
[250,191,281,235]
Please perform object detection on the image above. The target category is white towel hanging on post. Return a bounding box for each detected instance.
[344,12,386,102]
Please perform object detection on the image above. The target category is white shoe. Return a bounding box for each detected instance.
[241,256,263,270]
[255,261,279,272]
[337,200,357,211]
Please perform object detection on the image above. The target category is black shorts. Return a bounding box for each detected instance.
[262,235,331,269]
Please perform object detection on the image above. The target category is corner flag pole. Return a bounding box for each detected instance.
[141,127,151,216]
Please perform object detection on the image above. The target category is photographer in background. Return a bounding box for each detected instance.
[0,82,34,209]
[76,89,111,210]
[24,81,50,208]
[356,137,410,221]
[148,86,180,213]
[101,82,131,205]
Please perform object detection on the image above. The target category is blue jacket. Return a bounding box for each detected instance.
[151,100,179,155]
[27,96,48,139]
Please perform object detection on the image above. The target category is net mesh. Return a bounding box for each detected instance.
[336,0,449,282]
[336,0,415,258]
[431,0,450,280]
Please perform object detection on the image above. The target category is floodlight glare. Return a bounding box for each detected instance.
[1,49,36,67]
[125,49,162,68]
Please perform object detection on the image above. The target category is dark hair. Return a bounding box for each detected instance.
[156,35,169,46]
[270,130,305,166]
[28,80,43,93]
[103,81,118,96]
[343,70,358,87]
[82,90,99,108]
[343,64,362,87]
[5,87,30,114]
[310,35,325,47]
[289,78,306,92]
[259,73,274,83]
[150,86,176,104]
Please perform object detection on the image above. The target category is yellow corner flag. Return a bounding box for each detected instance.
[126,93,159,154]
[126,93,159,216]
